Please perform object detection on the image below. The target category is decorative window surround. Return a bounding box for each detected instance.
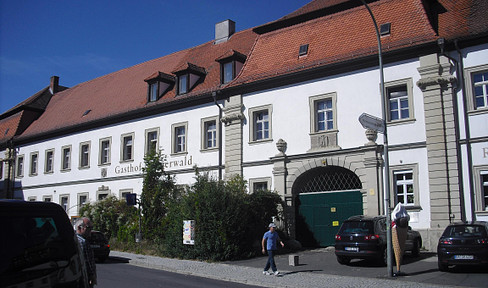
[390,164,421,209]
[30,152,38,176]
[45,149,54,174]
[171,122,188,155]
[248,104,273,144]
[79,141,91,169]
[61,145,72,172]
[249,177,272,193]
[16,155,24,178]
[145,128,160,155]
[309,93,339,151]
[173,63,206,95]
[465,64,488,114]
[121,133,135,162]
[384,78,415,124]
[99,137,111,166]
[201,116,219,151]
[216,50,246,84]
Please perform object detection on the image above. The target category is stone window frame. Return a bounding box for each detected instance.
[42,195,52,202]
[119,188,133,201]
[45,149,55,174]
[390,163,421,209]
[27,196,36,201]
[121,132,135,162]
[248,104,273,144]
[473,166,488,213]
[99,137,112,166]
[79,141,91,169]
[16,154,24,178]
[145,127,160,155]
[59,194,70,212]
[201,116,219,151]
[383,78,415,124]
[77,192,89,215]
[465,63,488,114]
[171,122,188,155]
[29,151,39,176]
[249,177,272,193]
[308,92,339,151]
[61,145,72,172]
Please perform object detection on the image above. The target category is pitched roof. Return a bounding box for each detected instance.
[17,28,257,140]
[233,0,437,86]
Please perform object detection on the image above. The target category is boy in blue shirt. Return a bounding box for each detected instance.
[262,223,284,276]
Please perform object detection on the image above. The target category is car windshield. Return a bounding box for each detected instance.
[340,221,374,234]
[443,225,487,238]
[1,216,77,275]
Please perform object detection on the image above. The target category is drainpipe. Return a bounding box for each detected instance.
[455,40,475,221]
[212,92,223,181]
[437,38,466,222]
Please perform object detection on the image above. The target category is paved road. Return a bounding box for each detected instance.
[97,256,262,288]
[108,248,488,288]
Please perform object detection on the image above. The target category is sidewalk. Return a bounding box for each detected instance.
[110,250,449,288]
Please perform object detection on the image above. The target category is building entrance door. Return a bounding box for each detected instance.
[293,166,363,247]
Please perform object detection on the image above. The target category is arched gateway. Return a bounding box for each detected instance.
[293,166,363,247]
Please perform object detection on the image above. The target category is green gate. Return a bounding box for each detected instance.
[298,191,363,247]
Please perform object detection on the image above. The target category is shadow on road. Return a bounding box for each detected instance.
[101,256,130,264]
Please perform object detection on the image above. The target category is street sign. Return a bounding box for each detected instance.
[358,113,385,134]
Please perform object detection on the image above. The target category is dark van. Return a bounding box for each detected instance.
[0,200,89,288]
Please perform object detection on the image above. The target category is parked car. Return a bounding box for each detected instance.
[89,230,110,263]
[334,215,422,265]
[437,221,488,271]
[0,200,89,288]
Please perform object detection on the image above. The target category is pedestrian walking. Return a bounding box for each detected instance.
[75,217,97,287]
[262,223,284,276]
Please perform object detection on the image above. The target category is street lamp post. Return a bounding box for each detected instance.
[360,0,393,277]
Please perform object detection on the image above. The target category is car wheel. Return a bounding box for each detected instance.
[438,261,448,272]
[411,238,421,257]
[336,256,351,265]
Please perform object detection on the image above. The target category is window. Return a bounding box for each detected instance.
[481,171,488,211]
[201,117,218,150]
[309,93,339,150]
[316,99,334,131]
[120,189,133,200]
[384,78,414,122]
[299,44,309,56]
[249,105,272,143]
[249,177,272,193]
[380,23,391,36]
[216,50,246,84]
[99,137,111,165]
[0,161,3,179]
[465,65,488,112]
[61,145,71,171]
[473,167,488,212]
[60,194,69,212]
[45,149,54,173]
[78,193,88,215]
[172,123,187,154]
[144,71,175,102]
[394,170,414,205]
[145,129,159,154]
[30,152,38,176]
[79,142,90,168]
[43,195,52,202]
[174,63,205,95]
[121,133,134,162]
[149,82,159,102]
[16,155,24,177]
[28,196,36,201]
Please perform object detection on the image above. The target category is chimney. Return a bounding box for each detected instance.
[50,76,59,94]
[215,19,235,44]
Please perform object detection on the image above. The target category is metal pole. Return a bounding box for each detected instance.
[360,0,393,277]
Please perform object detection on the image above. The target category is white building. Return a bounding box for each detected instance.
[1,0,488,250]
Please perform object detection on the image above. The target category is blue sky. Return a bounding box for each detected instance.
[0,0,309,114]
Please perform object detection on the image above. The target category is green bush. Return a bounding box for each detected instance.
[160,173,283,261]
[79,195,138,241]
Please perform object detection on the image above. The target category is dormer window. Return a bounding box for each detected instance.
[173,63,206,95]
[216,50,247,84]
[144,71,175,102]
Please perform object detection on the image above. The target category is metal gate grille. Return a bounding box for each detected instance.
[294,166,362,193]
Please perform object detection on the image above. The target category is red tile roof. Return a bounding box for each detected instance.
[17,28,257,140]
[233,0,437,85]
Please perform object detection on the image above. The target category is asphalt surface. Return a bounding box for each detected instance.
[109,248,483,288]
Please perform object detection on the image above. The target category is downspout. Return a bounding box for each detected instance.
[212,92,223,181]
[455,40,476,221]
[437,38,466,222]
